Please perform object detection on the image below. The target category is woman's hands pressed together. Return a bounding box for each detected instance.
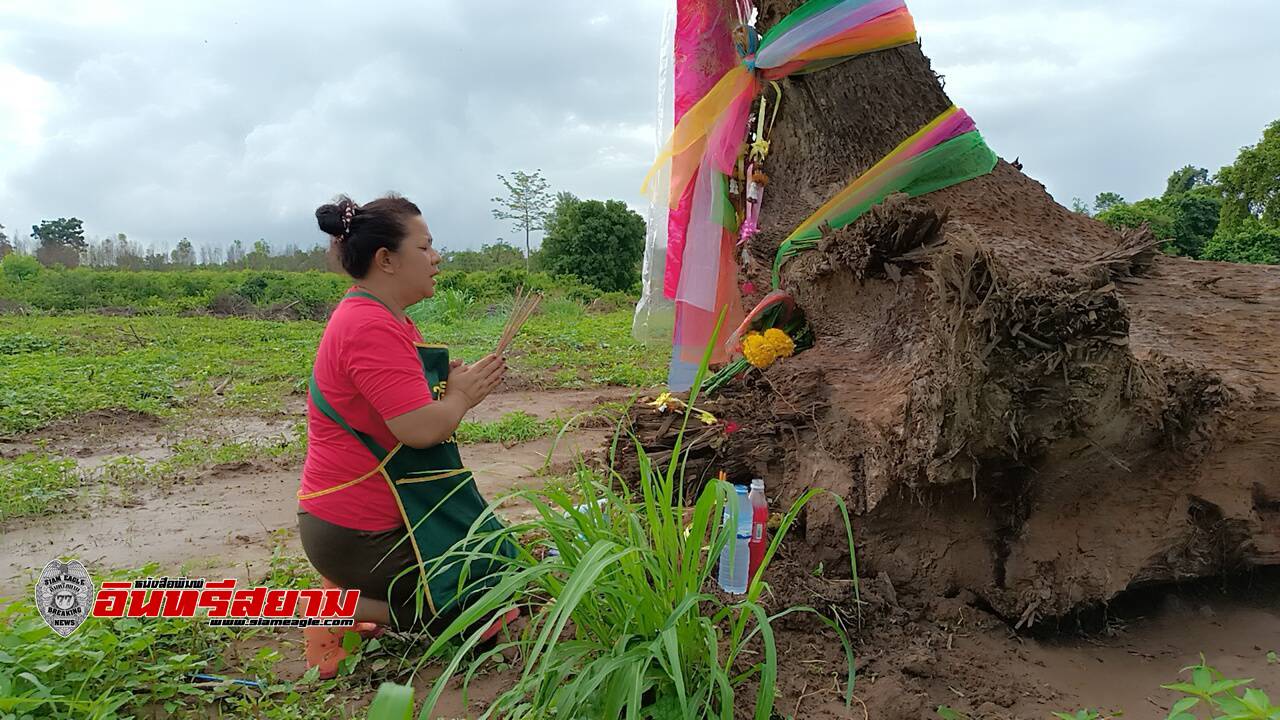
[446,354,506,408]
[384,354,505,449]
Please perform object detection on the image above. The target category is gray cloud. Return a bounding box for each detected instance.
[1,1,1277,254]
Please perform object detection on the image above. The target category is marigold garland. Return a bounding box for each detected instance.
[741,332,778,369]
[762,328,795,358]
[741,328,797,369]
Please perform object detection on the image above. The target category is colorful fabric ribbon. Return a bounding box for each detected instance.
[647,0,919,305]
[651,0,920,386]
[771,105,999,286]
[664,0,747,388]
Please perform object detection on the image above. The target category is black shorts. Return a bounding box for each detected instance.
[297,510,451,633]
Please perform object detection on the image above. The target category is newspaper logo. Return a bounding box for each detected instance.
[36,559,93,637]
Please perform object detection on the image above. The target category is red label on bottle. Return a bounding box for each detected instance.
[752,523,763,541]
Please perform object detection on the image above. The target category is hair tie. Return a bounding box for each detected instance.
[340,203,356,240]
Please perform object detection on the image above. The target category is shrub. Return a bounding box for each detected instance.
[0,254,42,283]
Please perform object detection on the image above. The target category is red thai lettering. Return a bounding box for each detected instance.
[198,579,237,617]
[92,581,131,617]
[298,589,325,617]
[262,589,299,618]
[230,587,267,617]
[162,589,199,617]
[320,588,359,618]
[126,589,164,617]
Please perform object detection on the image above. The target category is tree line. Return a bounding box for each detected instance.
[1071,117,1280,264]
[0,170,648,293]
[0,221,332,272]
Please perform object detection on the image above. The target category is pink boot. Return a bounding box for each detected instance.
[303,578,384,679]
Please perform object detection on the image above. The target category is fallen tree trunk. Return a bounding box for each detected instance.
[627,3,1280,623]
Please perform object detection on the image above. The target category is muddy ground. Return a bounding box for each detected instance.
[2,389,1277,718]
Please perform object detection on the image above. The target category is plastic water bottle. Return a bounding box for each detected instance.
[748,478,768,584]
[717,484,752,594]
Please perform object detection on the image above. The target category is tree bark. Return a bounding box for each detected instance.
[638,2,1280,621]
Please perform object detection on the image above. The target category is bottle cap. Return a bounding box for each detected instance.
[750,478,764,490]
[734,483,748,494]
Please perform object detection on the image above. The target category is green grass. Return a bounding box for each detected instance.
[0,453,81,522]
[457,400,638,447]
[456,411,561,445]
[0,301,664,435]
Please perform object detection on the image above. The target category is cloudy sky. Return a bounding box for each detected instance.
[1,0,1278,255]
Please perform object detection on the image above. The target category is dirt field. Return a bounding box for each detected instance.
[3,386,1276,718]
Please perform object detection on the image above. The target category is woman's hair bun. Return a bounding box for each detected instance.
[315,195,356,238]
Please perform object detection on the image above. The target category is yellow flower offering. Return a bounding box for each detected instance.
[763,328,795,358]
[741,332,778,369]
[648,391,685,413]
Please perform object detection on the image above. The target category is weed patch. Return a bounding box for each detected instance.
[0,453,80,522]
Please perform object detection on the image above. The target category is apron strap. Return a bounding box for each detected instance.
[308,373,389,460]
[304,288,402,460]
[345,288,395,314]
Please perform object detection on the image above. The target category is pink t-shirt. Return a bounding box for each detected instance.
[299,291,434,531]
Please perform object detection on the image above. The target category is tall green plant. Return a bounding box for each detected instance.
[383,310,858,719]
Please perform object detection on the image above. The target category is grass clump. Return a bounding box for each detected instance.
[0,453,81,522]
[456,412,561,446]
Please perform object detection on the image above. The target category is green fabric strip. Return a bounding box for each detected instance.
[309,373,389,460]
[772,131,998,286]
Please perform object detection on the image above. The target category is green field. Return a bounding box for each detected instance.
[0,303,662,437]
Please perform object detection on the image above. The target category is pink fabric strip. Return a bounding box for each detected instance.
[664,0,740,300]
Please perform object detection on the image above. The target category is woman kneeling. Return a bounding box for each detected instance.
[297,194,515,677]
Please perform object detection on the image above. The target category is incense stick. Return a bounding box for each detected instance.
[496,287,542,356]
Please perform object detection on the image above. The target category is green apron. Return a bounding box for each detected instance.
[302,290,513,627]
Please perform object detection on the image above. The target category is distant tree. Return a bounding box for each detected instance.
[1092,192,1125,214]
[31,218,87,251]
[1096,198,1175,240]
[142,247,168,270]
[1203,219,1280,265]
[245,239,271,269]
[226,239,246,266]
[199,245,223,265]
[1215,118,1280,234]
[1086,169,1222,258]
[441,240,528,272]
[12,232,34,256]
[1069,197,1092,216]
[115,234,142,270]
[32,217,87,268]
[0,223,11,259]
[83,236,113,267]
[171,238,196,266]
[1164,193,1220,258]
[542,196,645,292]
[1165,165,1211,197]
[491,170,554,270]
